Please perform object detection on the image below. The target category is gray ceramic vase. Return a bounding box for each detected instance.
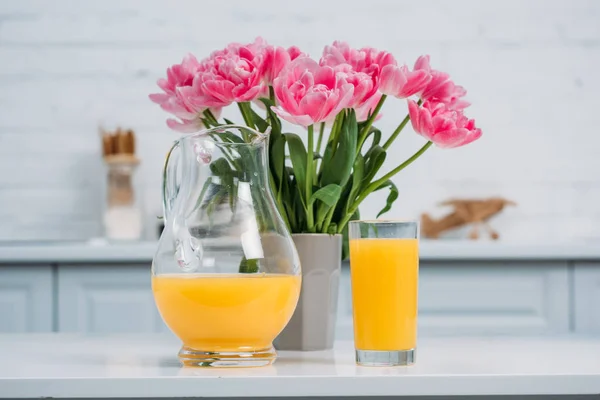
[274,233,342,351]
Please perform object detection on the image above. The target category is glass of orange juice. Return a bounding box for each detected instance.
[348,220,419,366]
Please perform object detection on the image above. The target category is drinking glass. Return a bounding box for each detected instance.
[348,220,419,366]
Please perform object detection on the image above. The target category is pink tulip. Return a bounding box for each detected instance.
[321,42,396,77]
[262,45,306,85]
[415,55,468,109]
[320,41,355,68]
[190,38,266,106]
[359,46,397,76]
[420,70,455,102]
[320,41,396,105]
[379,63,431,99]
[150,54,223,132]
[271,57,354,127]
[153,54,199,96]
[408,100,482,148]
[149,54,200,119]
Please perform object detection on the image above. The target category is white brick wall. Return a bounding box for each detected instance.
[0,0,599,241]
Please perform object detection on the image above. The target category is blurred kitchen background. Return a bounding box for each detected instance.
[1,0,598,243]
[1,0,600,337]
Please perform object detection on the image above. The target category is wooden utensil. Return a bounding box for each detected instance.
[100,127,140,207]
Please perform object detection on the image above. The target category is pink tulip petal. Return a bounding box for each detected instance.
[166,118,204,133]
[157,78,172,93]
[299,70,315,90]
[313,66,336,87]
[408,100,423,132]
[271,106,314,127]
[330,83,354,117]
[398,69,431,98]
[458,128,482,146]
[353,78,373,106]
[355,92,384,122]
[320,43,348,67]
[287,46,304,60]
[301,91,330,123]
[453,85,467,97]
[432,114,455,133]
[414,55,431,72]
[432,128,468,148]
[418,111,434,140]
[233,83,263,102]
[376,52,397,69]
[160,99,196,119]
[149,93,170,104]
[203,79,235,103]
[278,80,301,112]
[421,71,451,101]
[291,57,320,73]
[379,65,402,96]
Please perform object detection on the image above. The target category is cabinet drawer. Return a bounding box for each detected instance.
[58,265,167,333]
[0,266,53,332]
[336,262,569,338]
[419,262,569,335]
[574,262,600,334]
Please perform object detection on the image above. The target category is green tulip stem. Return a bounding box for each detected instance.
[269,86,276,105]
[382,99,422,150]
[306,124,315,232]
[337,140,433,233]
[202,109,219,126]
[316,122,326,156]
[357,94,387,152]
[237,102,255,133]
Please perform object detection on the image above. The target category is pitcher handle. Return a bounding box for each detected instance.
[162,140,181,223]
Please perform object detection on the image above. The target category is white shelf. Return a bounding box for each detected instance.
[0,240,599,263]
[1,335,599,398]
[0,241,159,263]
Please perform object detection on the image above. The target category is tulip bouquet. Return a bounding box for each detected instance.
[150,38,481,237]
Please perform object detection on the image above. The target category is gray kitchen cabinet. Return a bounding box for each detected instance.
[336,262,570,338]
[418,262,569,335]
[0,266,53,332]
[58,265,167,333]
[574,262,600,333]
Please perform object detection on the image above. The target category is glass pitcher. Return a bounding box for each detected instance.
[152,125,301,367]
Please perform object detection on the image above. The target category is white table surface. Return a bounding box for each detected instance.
[1,240,600,263]
[1,334,599,398]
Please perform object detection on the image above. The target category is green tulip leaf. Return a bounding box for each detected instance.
[375,180,399,218]
[284,132,308,204]
[309,184,342,230]
[361,145,386,190]
[308,184,343,207]
[249,107,270,133]
[320,110,357,188]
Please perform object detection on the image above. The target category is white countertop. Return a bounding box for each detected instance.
[1,334,599,398]
[0,240,599,263]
